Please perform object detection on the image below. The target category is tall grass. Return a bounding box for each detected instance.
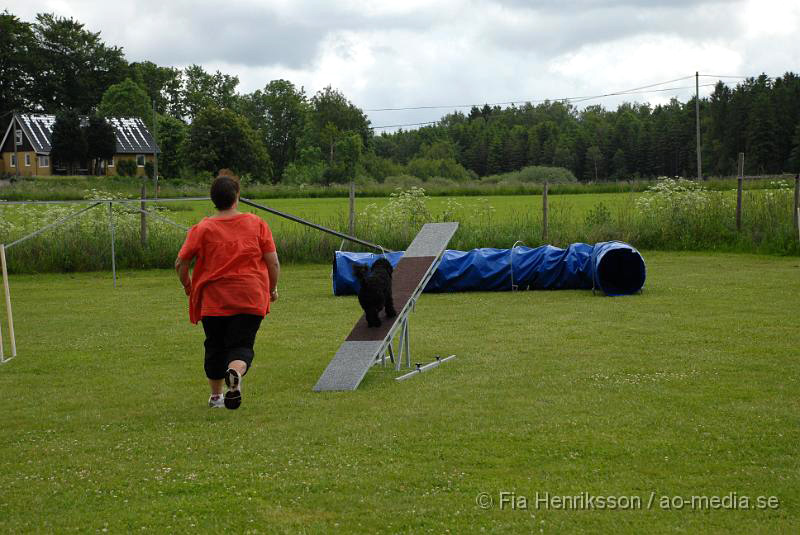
[0,174,794,201]
[0,180,797,274]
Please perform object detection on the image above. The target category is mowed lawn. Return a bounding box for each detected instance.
[0,252,798,533]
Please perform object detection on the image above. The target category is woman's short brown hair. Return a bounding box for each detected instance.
[210,172,240,210]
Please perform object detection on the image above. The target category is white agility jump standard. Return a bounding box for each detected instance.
[313,222,459,392]
[0,197,196,362]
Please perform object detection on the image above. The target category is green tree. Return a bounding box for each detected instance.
[237,80,307,182]
[485,131,504,175]
[156,114,188,179]
[85,115,116,175]
[50,109,87,174]
[309,86,371,151]
[184,106,271,180]
[789,122,800,172]
[97,78,151,125]
[129,61,181,116]
[503,125,528,171]
[745,78,778,174]
[0,11,37,116]
[181,65,239,121]
[30,13,127,113]
[330,132,363,183]
[585,145,604,181]
[319,122,341,166]
[611,148,627,180]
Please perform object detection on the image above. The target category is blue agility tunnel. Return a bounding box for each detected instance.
[332,241,646,296]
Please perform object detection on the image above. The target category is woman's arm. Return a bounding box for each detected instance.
[175,256,192,296]
[263,251,280,301]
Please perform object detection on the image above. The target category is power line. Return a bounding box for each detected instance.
[699,74,749,79]
[568,83,716,104]
[369,83,718,128]
[372,121,439,130]
[365,75,696,112]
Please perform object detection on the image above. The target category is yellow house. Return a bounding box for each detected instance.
[1,113,160,177]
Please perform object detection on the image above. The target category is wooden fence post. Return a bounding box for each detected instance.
[736,153,744,231]
[348,181,355,237]
[542,180,549,242]
[794,174,799,242]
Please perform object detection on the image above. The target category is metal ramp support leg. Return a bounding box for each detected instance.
[313,222,458,391]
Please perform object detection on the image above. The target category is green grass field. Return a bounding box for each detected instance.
[154,192,633,232]
[1,251,798,533]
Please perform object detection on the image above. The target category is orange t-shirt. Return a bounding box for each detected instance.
[178,213,276,324]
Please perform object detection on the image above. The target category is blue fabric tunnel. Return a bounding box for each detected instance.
[332,241,645,297]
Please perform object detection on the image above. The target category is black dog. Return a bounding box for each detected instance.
[353,258,397,327]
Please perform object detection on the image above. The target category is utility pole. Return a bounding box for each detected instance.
[152,100,159,200]
[12,114,19,179]
[696,71,702,180]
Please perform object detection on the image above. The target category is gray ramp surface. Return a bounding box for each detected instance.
[313,222,458,392]
[405,222,459,257]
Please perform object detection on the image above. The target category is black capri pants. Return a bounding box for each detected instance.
[201,314,264,380]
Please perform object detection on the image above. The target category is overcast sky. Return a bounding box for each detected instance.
[6,0,800,129]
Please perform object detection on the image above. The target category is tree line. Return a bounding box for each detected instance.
[2,10,799,183]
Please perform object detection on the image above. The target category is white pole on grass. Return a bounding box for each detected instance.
[0,244,16,360]
[0,260,4,362]
[108,202,117,288]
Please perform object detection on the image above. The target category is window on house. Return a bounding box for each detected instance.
[136,154,145,167]
[107,157,114,167]
[15,130,22,146]
[38,155,49,168]
[10,154,16,167]
[25,153,31,166]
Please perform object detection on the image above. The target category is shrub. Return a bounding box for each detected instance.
[483,165,577,184]
[383,174,424,189]
[405,157,473,181]
[116,159,138,177]
[283,161,326,185]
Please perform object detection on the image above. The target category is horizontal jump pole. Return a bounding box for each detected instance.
[133,207,189,231]
[395,355,456,381]
[5,202,103,249]
[0,197,210,206]
[239,197,389,253]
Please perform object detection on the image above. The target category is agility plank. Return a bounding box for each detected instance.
[313,222,458,391]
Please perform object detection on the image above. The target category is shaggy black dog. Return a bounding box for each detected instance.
[353,258,397,328]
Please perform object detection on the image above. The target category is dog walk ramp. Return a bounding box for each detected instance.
[313,222,458,391]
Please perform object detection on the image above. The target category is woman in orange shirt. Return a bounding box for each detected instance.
[175,174,280,410]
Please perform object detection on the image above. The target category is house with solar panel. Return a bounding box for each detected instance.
[1,113,160,177]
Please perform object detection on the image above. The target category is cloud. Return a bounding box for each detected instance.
[5,0,799,129]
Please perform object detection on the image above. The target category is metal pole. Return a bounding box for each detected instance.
[0,277,4,361]
[239,197,388,252]
[140,181,148,247]
[404,318,411,369]
[794,174,799,241]
[108,202,117,289]
[736,153,744,231]
[696,71,702,180]
[0,196,211,206]
[5,202,102,249]
[395,355,456,381]
[12,115,19,179]
[395,323,406,372]
[542,180,549,242]
[1,244,16,358]
[153,99,159,200]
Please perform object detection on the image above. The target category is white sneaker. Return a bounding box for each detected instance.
[208,394,225,408]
